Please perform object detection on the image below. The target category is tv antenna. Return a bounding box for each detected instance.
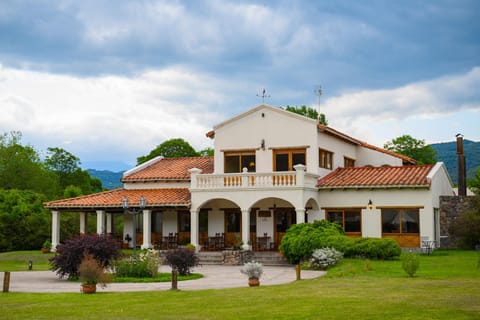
[314,85,323,123]
[257,88,270,104]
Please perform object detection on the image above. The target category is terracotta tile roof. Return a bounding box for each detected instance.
[317,165,434,189]
[44,188,190,209]
[317,124,416,165]
[122,156,214,182]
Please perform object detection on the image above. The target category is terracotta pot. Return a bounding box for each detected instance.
[248,278,260,287]
[41,248,50,254]
[81,284,97,294]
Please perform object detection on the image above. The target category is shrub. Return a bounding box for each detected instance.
[279,220,344,264]
[49,234,120,279]
[164,248,200,276]
[309,247,343,270]
[240,261,263,279]
[324,236,401,259]
[115,249,160,278]
[401,252,420,277]
[79,253,111,288]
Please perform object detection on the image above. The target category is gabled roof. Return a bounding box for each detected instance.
[44,188,190,210]
[206,104,316,138]
[121,156,214,182]
[317,165,435,189]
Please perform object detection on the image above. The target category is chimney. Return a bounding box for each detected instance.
[456,134,467,196]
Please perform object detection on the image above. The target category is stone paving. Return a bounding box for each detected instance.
[2,265,325,293]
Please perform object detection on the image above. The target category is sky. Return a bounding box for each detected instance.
[0,0,479,171]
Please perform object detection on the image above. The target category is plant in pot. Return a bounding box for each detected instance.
[41,239,52,253]
[240,261,263,287]
[78,253,111,294]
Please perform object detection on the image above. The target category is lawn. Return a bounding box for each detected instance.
[1,250,479,319]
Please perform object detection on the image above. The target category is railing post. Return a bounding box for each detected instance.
[293,164,306,186]
[188,168,202,189]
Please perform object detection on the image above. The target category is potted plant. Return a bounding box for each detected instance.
[78,253,111,294]
[41,239,51,253]
[240,261,263,286]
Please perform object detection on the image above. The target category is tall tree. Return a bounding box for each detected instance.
[137,138,199,165]
[284,105,328,125]
[384,135,437,165]
[468,167,480,194]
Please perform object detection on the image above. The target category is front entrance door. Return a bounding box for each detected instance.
[224,209,241,247]
[274,208,296,249]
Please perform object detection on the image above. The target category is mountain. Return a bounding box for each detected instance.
[430,140,480,183]
[88,169,124,190]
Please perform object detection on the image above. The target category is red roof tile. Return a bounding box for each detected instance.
[44,188,190,209]
[317,165,434,189]
[122,157,214,182]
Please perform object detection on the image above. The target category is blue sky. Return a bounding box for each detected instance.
[0,0,479,171]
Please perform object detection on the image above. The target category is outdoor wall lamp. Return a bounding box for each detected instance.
[122,195,147,263]
[367,199,376,210]
[261,139,265,150]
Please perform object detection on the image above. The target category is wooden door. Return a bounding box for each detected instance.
[224,209,241,247]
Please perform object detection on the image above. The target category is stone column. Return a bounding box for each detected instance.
[241,208,251,250]
[190,208,199,251]
[51,210,61,251]
[141,209,152,249]
[295,208,305,224]
[294,164,306,186]
[96,210,105,234]
[188,168,202,189]
[106,212,113,234]
[79,212,86,235]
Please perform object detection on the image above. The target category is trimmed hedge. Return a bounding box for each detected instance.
[280,221,401,263]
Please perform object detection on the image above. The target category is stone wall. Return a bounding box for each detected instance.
[439,195,476,248]
[222,249,254,265]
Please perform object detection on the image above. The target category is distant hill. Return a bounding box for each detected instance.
[430,140,480,183]
[88,169,124,190]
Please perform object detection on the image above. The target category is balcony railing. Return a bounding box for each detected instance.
[189,165,318,190]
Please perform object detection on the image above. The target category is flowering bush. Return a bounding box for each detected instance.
[115,249,160,278]
[309,247,343,270]
[164,248,200,276]
[240,261,263,279]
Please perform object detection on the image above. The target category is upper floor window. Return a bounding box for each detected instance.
[381,208,419,234]
[344,157,355,168]
[326,209,361,234]
[319,148,333,170]
[273,149,306,171]
[224,151,256,173]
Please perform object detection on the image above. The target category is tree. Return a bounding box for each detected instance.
[284,105,328,125]
[198,147,214,156]
[468,167,480,194]
[137,138,199,165]
[384,135,437,164]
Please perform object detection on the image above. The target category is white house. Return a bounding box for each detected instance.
[44,104,454,251]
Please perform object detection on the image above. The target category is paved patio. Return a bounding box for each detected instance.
[2,265,325,293]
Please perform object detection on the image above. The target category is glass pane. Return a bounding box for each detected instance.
[292,152,306,167]
[327,211,343,226]
[250,210,256,232]
[382,209,400,233]
[402,209,419,233]
[344,211,361,232]
[276,209,296,232]
[151,212,162,233]
[242,154,256,172]
[275,153,289,171]
[226,211,240,232]
[179,211,191,232]
[199,211,208,233]
[225,155,240,173]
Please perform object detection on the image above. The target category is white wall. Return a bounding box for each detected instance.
[124,181,189,189]
[355,147,403,167]
[213,106,318,174]
[317,132,357,175]
[162,210,177,234]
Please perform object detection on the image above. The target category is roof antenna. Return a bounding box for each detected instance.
[257,88,270,104]
[314,85,322,124]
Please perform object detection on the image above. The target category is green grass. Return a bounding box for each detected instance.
[0,250,54,271]
[1,250,479,319]
[114,272,203,283]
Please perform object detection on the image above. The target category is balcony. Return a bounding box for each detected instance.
[189,165,319,190]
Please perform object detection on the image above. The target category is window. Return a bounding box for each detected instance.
[326,209,361,233]
[225,210,241,232]
[224,151,256,173]
[199,210,208,233]
[382,208,419,234]
[344,157,355,168]
[273,149,306,171]
[178,211,191,232]
[319,148,333,169]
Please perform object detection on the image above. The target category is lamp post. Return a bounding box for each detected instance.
[122,195,146,263]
